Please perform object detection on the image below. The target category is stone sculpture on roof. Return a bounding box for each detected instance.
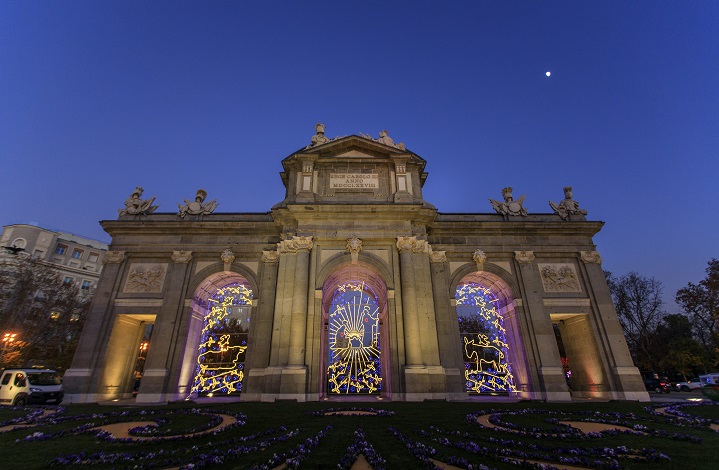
[310,123,330,146]
[178,189,218,218]
[118,187,158,216]
[549,186,588,220]
[490,187,528,217]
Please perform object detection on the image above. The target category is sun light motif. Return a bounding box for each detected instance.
[327,281,382,394]
[190,283,252,397]
[456,283,516,394]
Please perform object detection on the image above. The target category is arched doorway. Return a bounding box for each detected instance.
[186,277,253,398]
[321,266,389,398]
[455,272,525,396]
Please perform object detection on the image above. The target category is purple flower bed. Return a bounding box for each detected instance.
[249,425,333,470]
[337,427,387,469]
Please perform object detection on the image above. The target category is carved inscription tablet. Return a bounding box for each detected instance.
[329,173,378,190]
[538,263,581,293]
[123,263,168,293]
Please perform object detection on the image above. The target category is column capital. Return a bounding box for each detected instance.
[278,236,314,253]
[428,246,446,263]
[580,250,602,264]
[514,250,535,264]
[103,250,125,264]
[171,250,193,263]
[396,236,428,254]
[261,249,280,263]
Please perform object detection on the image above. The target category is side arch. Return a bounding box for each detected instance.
[177,269,256,398]
[451,267,532,398]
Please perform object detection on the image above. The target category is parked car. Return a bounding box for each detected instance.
[644,377,671,393]
[0,369,63,405]
[672,378,703,392]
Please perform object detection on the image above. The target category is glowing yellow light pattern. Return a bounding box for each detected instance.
[190,283,252,397]
[456,283,517,394]
[327,282,382,394]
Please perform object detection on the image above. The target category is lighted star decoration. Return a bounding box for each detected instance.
[190,283,252,397]
[327,281,382,394]
[456,283,517,394]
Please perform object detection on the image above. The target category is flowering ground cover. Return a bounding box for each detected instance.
[0,400,717,469]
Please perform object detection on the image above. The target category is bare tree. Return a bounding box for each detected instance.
[0,255,92,371]
[605,271,665,371]
[676,259,719,370]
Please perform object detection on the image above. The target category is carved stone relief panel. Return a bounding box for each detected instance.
[538,263,582,293]
[123,263,168,293]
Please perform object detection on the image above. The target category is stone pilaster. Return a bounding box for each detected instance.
[429,248,465,398]
[136,251,194,403]
[244,249,280,400]
[64,251,126,402]
[514,250,571,401]
[580,250,649,401]
[396,236,423,366]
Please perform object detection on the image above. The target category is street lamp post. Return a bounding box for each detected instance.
[1,332,17,364]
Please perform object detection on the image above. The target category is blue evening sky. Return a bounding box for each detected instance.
[1,1,717,309]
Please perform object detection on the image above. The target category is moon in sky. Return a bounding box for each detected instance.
[545,71,551,77]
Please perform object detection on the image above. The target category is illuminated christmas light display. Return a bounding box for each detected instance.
[456,283,516,394]
[190,283,252,397]
[327,281,382,394]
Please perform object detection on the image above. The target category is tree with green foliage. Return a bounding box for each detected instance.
[654,314,706,379]
[676,258,719,370]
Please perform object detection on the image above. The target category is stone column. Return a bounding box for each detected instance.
[64,250,125,402]
[244,249,280,400]
[580,251,649,401]
[514,250,571,401]
[397,236,423,366]
[137,250,193,403]
[288,237,313,365]
[429,248,465,398]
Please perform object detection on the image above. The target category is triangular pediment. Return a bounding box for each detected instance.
[284,134,426,165]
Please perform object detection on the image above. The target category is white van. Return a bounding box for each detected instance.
[699,373,719,387]
[0,369,64,406]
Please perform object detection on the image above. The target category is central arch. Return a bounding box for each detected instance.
[320,265,390,398]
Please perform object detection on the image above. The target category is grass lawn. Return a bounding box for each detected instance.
[1,399,717,469]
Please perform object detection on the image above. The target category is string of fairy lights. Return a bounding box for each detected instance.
[327,281,383,394]
[188,279,513,398]
[190,283,252,397]
[456,283,517,394]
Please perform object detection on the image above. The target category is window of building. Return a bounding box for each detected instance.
[88,253,99,263]
[72,249,83,259]
[63,276,74,285]
[55,245,67,255]
[81,280,92,290]
[12,238,27,249]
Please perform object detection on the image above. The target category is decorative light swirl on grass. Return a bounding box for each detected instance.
[307,407,395,417]
[337,427,387,469]
[467,408,704,443]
